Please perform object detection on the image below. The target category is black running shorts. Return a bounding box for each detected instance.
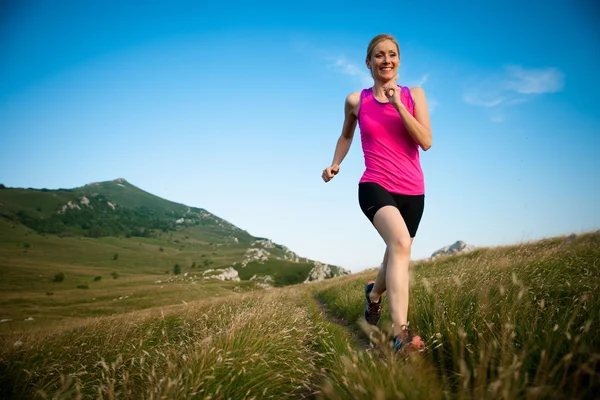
[358,182,425,238]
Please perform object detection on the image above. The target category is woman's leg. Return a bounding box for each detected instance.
[369,237,414,303]
[371,205,413,337]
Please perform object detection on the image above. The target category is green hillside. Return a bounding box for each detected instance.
[0,178,254,240]
[0,179,349,332]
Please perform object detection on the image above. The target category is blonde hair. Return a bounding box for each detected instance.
[366,34,400,62]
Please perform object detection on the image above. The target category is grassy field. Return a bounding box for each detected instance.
[0,181,339,325]
[1,231,598,399]
[0,215,325,333]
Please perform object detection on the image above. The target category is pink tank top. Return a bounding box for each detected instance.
[357,86,425,195]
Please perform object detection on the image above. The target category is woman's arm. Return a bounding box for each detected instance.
[322,92,360,182]
[390,86,432,151]
[332,92,360,164]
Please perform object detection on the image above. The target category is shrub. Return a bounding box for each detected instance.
[93,276,102,282]
[173,264,181,275]
[89,226,102,238]
[113,253,119,260]
[159,247,164,252]
[76,284,89,289]
[23,243,30,248]
[53,272,65,282]
[111,272,119,279]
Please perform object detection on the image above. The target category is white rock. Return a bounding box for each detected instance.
[24,317,34,321]
[250,274,274,283]
[255,282,272,290]
[304,262,351,283]
[241,248,270,267]
[252,239,275,248]
[431,240,476,259]
[203,267,240,281]
[1,319,13,323]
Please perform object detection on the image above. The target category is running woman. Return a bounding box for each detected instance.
[321,33,432,353]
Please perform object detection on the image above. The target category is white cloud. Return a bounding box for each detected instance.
[462,65,565,121]
[415,73,429,87]
[462,92,508,108]
[327,56,372,88]
[504,65,565,94]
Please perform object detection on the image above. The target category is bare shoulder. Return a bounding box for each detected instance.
[345,91,361,107]
[345,91,361,116]
[409,86,426,99]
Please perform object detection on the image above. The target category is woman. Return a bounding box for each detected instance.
[321,33,432,353]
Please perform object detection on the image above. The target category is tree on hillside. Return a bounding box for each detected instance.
[173,264,181,275]
[89,226,102,238]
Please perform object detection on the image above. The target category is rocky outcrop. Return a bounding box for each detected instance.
[58,201,81,213]
[250,274,274,284]
[251,239,275,248]
[58,196,108,214]
[431,240,476,259]
[202,267,240,281]
[240,248,270,267]
[304,262,351,283]
[250,274,274,289]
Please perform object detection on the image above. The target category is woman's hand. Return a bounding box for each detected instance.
[322,164,340,182]
[383,75,404,110]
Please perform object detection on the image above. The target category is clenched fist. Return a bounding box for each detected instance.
[383,74,402,109]
[322,164,340,182]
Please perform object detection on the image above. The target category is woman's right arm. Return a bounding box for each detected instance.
[322,92,360,183]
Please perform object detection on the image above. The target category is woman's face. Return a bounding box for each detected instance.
[367,39,399,82]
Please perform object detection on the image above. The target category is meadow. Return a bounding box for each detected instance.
[1,231,598,399]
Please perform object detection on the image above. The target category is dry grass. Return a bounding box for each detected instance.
[315,232,600,399]
[2,287,349,399]
[1,231,598,399]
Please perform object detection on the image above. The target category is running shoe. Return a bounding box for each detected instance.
[393,327,425,353]
[364,280,382,325]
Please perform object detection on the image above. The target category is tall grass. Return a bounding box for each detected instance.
[1,288,342,399]
[1,232,598,399]
[315,232,599,399]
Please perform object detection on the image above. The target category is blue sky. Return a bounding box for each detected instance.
[1,0,599,272]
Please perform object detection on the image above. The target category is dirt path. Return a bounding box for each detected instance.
[310,292,374,351]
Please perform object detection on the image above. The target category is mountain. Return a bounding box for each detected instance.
[0,178,350,287]
[430,240,476,259]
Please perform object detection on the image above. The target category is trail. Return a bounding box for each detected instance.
[310,292,374,352]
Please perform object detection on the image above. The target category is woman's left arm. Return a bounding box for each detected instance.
[393,87,432,151]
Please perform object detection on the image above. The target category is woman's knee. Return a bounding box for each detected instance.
[387,236,412,255]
